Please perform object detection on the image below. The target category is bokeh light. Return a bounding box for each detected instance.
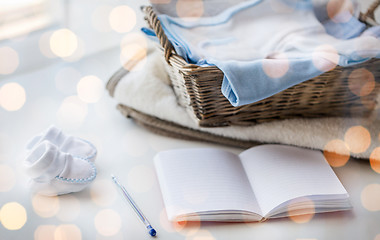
[55,67,82,95]
[109,6,136,33]
[312,44,339,72]
[56,96,88,129]
[159,206,201,236]
[0,46,19,75]
[370,147,380,174]
[323,139,350,167]
[54,224,82,240]
[0,202,27,230]
[119,33,149,72]
[348,68,375,96]
[91,5,113,32]
[159,207,178,233]
[120,32,147,50]
[326,0,354,23]
[63,37,85,62]
[56,195,81,222]
[173,215,201,237]
[127,165,155,193]
[77,75,104,103]
[34,225,56,240]
[344,126,371,154]
[361,184,380,211]
[0,82,26,111]
[360,94,378,110]
[94,209,122,236]
[0,164,16,192]
[158,205,201,236]
[90,179,117,207]
[50,29,78,58]
[354,36,380,59]
[262,53,289,78]
[289,212,315,223]
[39,31,57,59]
[32,194,60,218]
[288,197,315,223]
[176,0,204,20]
[120,43,147,72]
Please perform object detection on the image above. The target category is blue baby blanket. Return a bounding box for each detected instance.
[152,0,380,106]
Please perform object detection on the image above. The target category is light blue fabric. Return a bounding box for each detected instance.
[362,26,380,38]
[141,27,160,43]
[312,0,365,39]
[153,0,380,106]
[320,12,366,39]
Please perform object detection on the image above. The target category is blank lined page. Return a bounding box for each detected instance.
[239,145,348,216]
[154,148,262,221]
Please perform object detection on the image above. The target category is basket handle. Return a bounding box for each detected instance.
[360,0,380,26]
[141,6,175,63]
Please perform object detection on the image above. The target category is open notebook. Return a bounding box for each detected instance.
[154,144,351,222]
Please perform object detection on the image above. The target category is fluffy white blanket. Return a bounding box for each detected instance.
[112,40,380,160]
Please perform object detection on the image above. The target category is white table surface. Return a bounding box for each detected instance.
[1,1,380,240]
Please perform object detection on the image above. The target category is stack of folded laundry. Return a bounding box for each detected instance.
[107,0,380,161]
[107,38,380,161]
[150,0,380,106]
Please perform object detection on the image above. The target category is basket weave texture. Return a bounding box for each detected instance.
[143,4,380,127]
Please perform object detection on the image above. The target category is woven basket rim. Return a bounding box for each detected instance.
[142,1,379,64]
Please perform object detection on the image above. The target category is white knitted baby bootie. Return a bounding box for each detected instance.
[26,125,97,162]
[24,141,97,196]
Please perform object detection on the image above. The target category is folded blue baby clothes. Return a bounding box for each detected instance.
[152,0,380,106]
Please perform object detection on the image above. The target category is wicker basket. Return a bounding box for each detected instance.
[142,2,380,127]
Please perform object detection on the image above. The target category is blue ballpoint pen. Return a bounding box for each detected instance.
[111,174,157,237]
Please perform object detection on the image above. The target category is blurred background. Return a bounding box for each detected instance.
[0,0,150,78]
[0,0,379,81]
